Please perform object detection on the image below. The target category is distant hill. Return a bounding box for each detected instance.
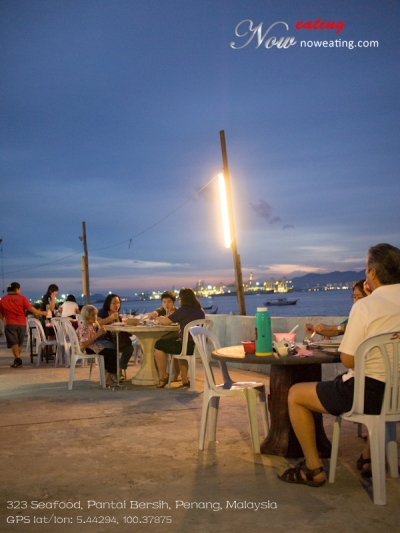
[88,293,106,302]
[292,270,365,290]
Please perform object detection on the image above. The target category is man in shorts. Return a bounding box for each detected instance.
[277,243,400,487]
[0,282,47,367]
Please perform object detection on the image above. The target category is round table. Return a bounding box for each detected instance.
[105,323,179,385]
[212,345,341,458]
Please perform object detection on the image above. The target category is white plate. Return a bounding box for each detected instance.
[311,341,341,348]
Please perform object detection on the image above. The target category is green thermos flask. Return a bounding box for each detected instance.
[255,307,273,356]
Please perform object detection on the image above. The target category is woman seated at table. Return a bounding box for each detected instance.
[59,294,80,319]
[154,288,205,388]
[77,305,118,387]
[148,290,181,381]
[97,294,134,381]
[304,280,369,338]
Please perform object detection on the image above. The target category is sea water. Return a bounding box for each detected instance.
[113,290,353,318]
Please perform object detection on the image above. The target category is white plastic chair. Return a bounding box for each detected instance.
[329,332,400,505]
[60,319,106,390]
[25,320,40,354]
[27,318,61,366]
[190,326,269,454]
[131,336,142,365]
[167,319,214,391]
[51,318,72,367]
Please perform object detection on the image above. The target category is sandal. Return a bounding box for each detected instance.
[277,461,326,487]
[357,454,372,477]
[181,380,190,388]
[356,453,371,470]
[156,375,169,388]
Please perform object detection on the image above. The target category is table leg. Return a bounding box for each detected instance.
[131,337,159,386]
[116,331,120,384]
[260,364,332,458]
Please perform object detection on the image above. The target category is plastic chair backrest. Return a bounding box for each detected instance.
[27,317,47,343]
[60,318,85,356]
[51,318,65,344]
[350,332,400,419]
[180,319,213,356]
[190,326,222,390]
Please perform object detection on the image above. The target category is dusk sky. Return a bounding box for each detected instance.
[1,0,399,300]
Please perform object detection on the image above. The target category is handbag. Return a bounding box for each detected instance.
[113,331,132,350]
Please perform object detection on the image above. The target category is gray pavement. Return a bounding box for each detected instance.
[0,334,399,533]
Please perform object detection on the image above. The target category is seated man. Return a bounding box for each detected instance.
[278,243,400,486]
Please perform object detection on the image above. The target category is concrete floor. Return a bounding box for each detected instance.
[0,334,399,533]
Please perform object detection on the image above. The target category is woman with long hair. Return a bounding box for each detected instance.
[154,288,205,388]
[39,283,59,356]
[97,294,133,381]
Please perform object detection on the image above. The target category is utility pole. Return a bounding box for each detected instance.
[219,130,246,315]
[79,222,90,305]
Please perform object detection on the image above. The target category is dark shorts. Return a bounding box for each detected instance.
[154,338,195,355]
[5,324,26,348]
[316,374,385,416]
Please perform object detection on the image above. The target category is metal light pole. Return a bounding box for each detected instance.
[79,222,90,305]
[219,130,246,315]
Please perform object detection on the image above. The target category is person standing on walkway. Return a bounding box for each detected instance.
[0,282,47,367]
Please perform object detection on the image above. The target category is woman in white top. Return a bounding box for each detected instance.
[60,294,80,318]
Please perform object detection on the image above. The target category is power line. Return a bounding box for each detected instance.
[90,174,218,252]
[3,251,83,275]
[3,175,219,275]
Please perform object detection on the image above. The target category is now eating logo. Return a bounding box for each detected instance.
[230,19,345,49]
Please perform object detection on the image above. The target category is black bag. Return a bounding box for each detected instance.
[113,331,132,350]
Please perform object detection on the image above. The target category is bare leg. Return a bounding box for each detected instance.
[287,382,328,482]
[11,345,21,359]
[105,372,115,386]
[173,359,181,379]
[154,349,168,380]
[179,360,189,384]
[359,438,371,474]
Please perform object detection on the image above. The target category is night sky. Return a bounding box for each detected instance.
[1,0,399,300]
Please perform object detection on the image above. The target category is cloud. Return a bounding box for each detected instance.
[249,200,280,224]
[89,256,190,270]
[283,224,295,229]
